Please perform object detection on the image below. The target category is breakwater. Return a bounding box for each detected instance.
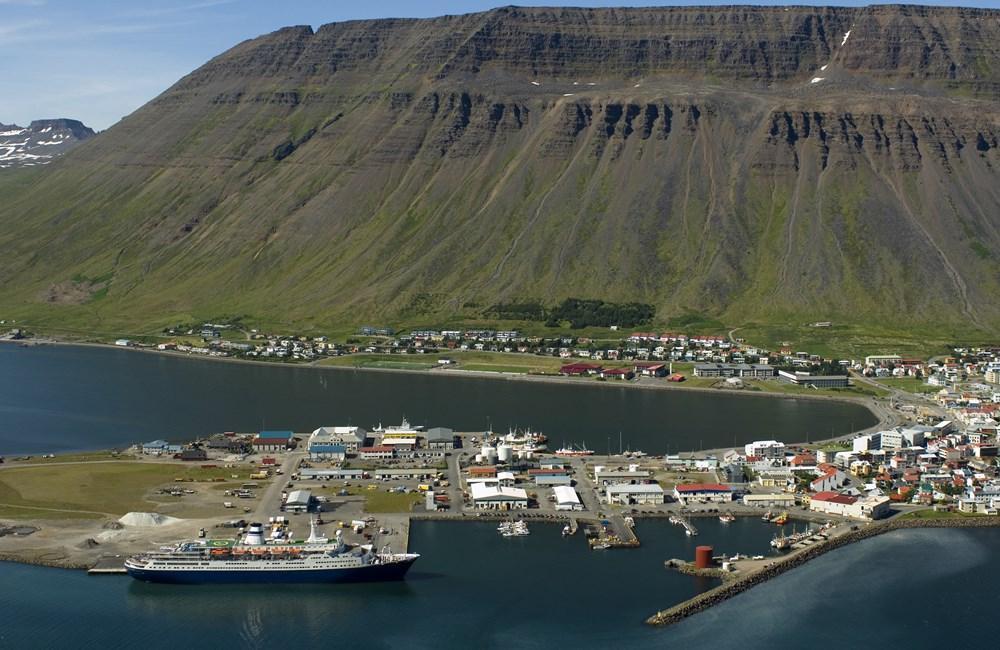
[647,516,1000,626]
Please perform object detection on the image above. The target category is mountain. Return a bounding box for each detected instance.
[0,119,96,169]
[0,5,998,337]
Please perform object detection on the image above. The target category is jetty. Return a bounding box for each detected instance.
[668,514,698,536]
[88,556,127,575]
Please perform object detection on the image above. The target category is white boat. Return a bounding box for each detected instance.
[719,513,736,523]
[562,525,571,536]
[554,443,594,456]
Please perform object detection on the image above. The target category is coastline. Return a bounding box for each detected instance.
[1,338,887,443]
[645,516,1000,627]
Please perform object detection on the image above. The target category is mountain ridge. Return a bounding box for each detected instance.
[0,5,998,335]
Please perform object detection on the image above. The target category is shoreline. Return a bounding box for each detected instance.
[2,338,886,445]
[645,516,1000,627]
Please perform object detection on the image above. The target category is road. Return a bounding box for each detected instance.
[253,448,305,520]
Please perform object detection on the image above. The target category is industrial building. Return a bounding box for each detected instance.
[253,430,295,452]
[297,468,364,481]
[742,493,797,508]
[552,486,583,511]
[284,489,313,513]
[470,483,528,510]
[309,426,367,454]
[605,483,665,505]
[425,427,456,450]
[808,492,890,520]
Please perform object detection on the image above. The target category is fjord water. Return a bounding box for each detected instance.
[0,522,995,648]
[0,344,874,454]
[0,519,771,648]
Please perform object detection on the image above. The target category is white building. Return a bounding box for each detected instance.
[809,492,890,520]
[310,426,367,454]
[470,483,528,510]
[552,485,583,511]
[606,483,665,505]
[744,440,786,460]
[742,493,797,508]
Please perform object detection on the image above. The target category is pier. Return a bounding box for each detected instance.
[668,515,698,536]
[88,556,126,575]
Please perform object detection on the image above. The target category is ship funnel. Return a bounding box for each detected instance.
[244,522,265,546]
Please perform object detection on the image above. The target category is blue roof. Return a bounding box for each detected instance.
[143,440,169,447]
[259,430,293,439]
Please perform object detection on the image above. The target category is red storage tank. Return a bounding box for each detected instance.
[695,545,714,569]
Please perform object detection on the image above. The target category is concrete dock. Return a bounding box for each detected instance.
[88,556,126,575]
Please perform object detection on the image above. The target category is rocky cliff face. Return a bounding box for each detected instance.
[0,5,998,331]
[0,119,96,169]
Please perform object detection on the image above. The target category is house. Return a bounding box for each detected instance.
[606,483,665,505]
[634,362,668,377]
[673,483,733,503]
[811,467,850,492]
[552,485,583,511]
[600,367,634,380]
[559,362,603,376]
[470,483,528,510]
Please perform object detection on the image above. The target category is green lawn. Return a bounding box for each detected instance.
[363,490,423,513]
[0,462,257,519]
[897,509,984,520]
[874,378,941,394]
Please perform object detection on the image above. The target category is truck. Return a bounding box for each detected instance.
[249,471,269,480]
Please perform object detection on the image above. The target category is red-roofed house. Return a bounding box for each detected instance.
[560,363,603,376]
[358,445,394,460]
[809,491,890,519]
[810,468,849,492]
[672,483,732,503]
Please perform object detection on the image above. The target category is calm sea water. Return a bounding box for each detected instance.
[0,344,875,454]
[0,518,780,649]
[0,522,993,648]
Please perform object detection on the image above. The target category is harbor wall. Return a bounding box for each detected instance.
[646,516,1000,627]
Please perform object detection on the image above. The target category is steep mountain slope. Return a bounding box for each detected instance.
[0,119,95,169]
[0,5,998,334]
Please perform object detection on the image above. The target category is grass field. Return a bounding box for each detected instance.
[874,378,940,394]
[897,509,983,520]
[363,490,423,513]
[0,462,256,519]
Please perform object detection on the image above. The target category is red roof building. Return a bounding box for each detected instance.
[560,363,603,376]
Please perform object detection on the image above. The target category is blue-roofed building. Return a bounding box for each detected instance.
[309,443,347,462]
[142,440,170,454]
[258,430,294,441]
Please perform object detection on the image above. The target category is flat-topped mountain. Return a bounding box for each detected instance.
[0,119,96,169]
[0,5,998,334]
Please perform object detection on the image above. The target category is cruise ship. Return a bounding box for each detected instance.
[125,520,419,584]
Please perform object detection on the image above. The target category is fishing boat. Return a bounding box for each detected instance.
[773,512,789,525]
[761,510,773,522]
[554,443,594,456]
[719,512,736,523]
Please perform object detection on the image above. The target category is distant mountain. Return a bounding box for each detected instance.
[0,5,998,336]
[0,119,96,169]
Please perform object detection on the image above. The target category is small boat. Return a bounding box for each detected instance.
[562,525,571,536]
[761,510,773,522]
[774,512,789,526]
[719,512,736,523]
[591,542,611,550]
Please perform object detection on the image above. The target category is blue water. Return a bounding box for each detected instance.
[0,519,776,649]
[1,523,994,648]
[0,343,875,455]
